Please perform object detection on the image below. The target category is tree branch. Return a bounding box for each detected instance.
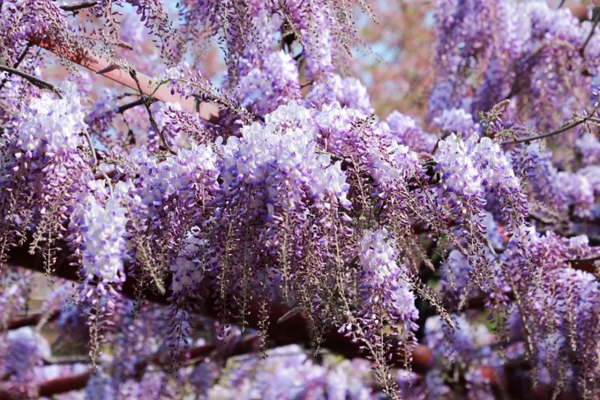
[0,332,347,398]
[60,2,98,13]
[0,44,31,94]
[117,97,156,114]
[128,68,176,154]
[568,253,600,275]
[0,64,62,99]
[32,40,220,122]
[5,242,434,374]
[5,311,59,331]
[580,7,600,57]
[501,114,593,145]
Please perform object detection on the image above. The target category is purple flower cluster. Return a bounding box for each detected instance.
[219,101,351,213]
[0,327,48,398]
[557,171,595,219]
[576,132,600,165]
[434,134,483,199]
[208,345,375,400]
[130,143,219,212]
[1,1,600,399]
[510,143,567,216]
[384,111,436,153]
[432,108,480,139]
[235,50,301,116]
[73,181,130,285]
[306,74,374,115]
[358,228,418,333]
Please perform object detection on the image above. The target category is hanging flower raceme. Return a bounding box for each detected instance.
[495,225,597,377]
[471,137,527,227]
[557,171,595,219]
[169,228,212,300]
[283,1,335,80]
[368,137,421,194]
[433,133,526,292]
[434,133,527,226]
[432,108,480,139]
[130,143,219,213]
[305,74,374,115]
[549,268,600,394]
[510,143,567,217]
[434,134,483,200]
[212,102,352,317]
[9,81,87,162]
[441,250,472,299]
[72,181,130,286]
[125,143,219,301]
[0,0,74,63]
[357,228,418,334]
[235,50,301,117]
[69,180,131,365]
[384,111,437,153]
[0,81,93,268]
[313,101,425,201]
[441,212,508,304]
[429,0,510,118]
[219,101,351,214]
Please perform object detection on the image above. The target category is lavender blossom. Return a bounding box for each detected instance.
[576,132,600,166]
[385,111,437,152]
[73,182,130,285]
[432,108,480,139]
[358,228,418,332]
[557,172,595,219]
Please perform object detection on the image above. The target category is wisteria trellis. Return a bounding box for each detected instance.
[1,0,600,399]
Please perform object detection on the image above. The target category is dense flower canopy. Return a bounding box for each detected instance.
[0,0,599,399]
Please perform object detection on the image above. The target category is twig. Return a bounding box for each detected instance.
[6,311,60,330]
[557,0,566,9]
[0,64,62,99]
[580,7,600,57]
[60,1,97,13]
[276,306,302,324]
[300,79,315,89]
[117,97,156,114]
[33,40,221,122]
[128,69,176,154]
[501,114,593,145]
[585,116,600,124]
[43,355,90,365]
[0,44,31,94]
[81,131,98,166]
